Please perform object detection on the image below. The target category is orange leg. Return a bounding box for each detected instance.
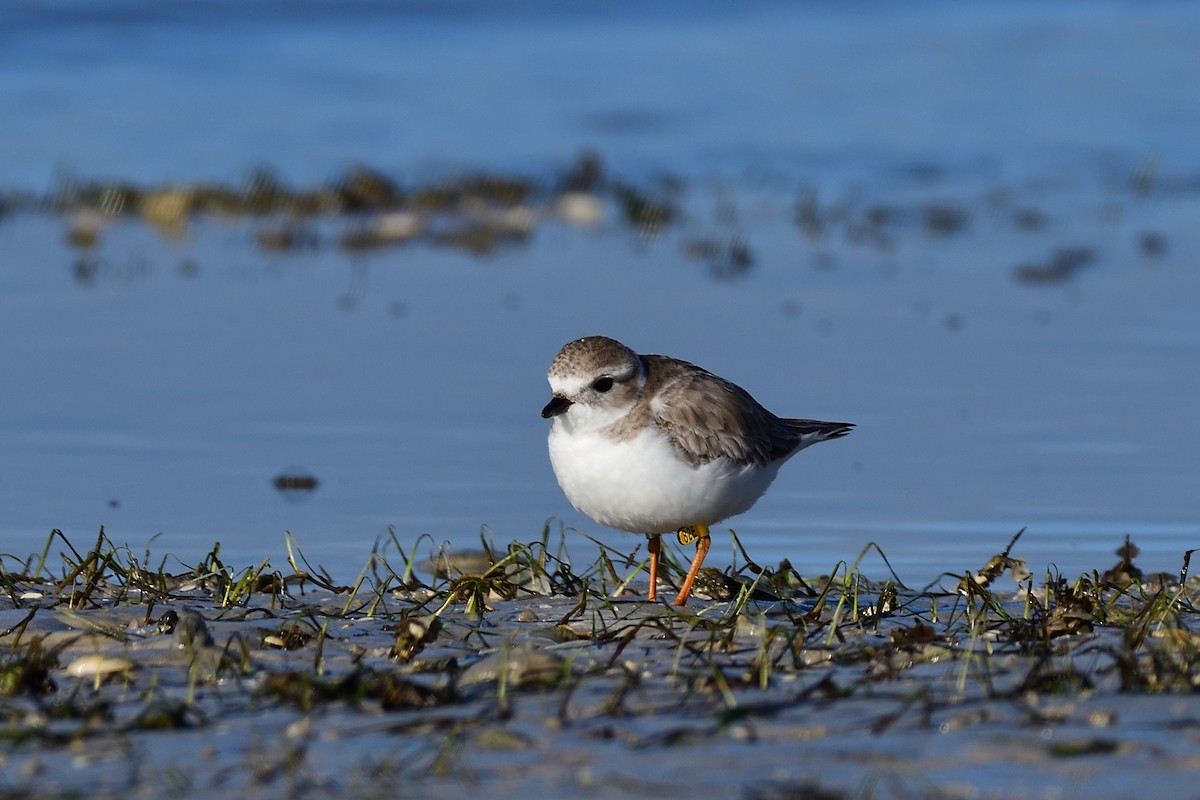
[646,534,662,602]
[672,525,712,606]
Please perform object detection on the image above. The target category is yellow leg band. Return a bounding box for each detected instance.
[677,523,711,546]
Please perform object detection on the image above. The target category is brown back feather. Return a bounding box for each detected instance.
[644,355,851,468]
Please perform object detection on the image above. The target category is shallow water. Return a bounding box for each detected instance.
[1,1,1199,582]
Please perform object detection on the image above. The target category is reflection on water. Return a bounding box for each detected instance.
[1,2,1198,581]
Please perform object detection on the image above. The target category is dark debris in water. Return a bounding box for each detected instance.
[682,235,755,280]
[272,472,320,496]
[1014,246,1097,284]
[0,527,1197,797]
[1139,230,1168,258]
[921,203,970,237]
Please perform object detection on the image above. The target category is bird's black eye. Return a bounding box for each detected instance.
[593,376,614,393]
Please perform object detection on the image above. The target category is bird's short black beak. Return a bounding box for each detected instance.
[541,395,572,418]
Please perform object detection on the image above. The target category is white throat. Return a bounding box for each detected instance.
[549,359,646,435]
[555,396,632,434]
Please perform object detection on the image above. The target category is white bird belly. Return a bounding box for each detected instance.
[547,425,780,534]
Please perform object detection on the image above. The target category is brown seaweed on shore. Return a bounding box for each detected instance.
[0,525,1197,797]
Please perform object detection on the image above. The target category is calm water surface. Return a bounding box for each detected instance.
[1,1,1198,581]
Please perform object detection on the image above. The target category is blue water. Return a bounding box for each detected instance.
[4,1,1199,184]
[1,1,1198,581]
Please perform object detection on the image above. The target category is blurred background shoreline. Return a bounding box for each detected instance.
[1,1,1197,581]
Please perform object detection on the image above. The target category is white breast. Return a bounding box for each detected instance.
[547,421,781,535]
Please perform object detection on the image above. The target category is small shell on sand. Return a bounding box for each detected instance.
[460,646,565,687]
[65,655,135,679]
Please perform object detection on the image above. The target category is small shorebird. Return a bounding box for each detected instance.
[541,335,853,605]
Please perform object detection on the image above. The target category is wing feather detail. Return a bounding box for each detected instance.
[644,356,853,468]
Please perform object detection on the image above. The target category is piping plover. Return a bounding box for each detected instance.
[541,335,853,605]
